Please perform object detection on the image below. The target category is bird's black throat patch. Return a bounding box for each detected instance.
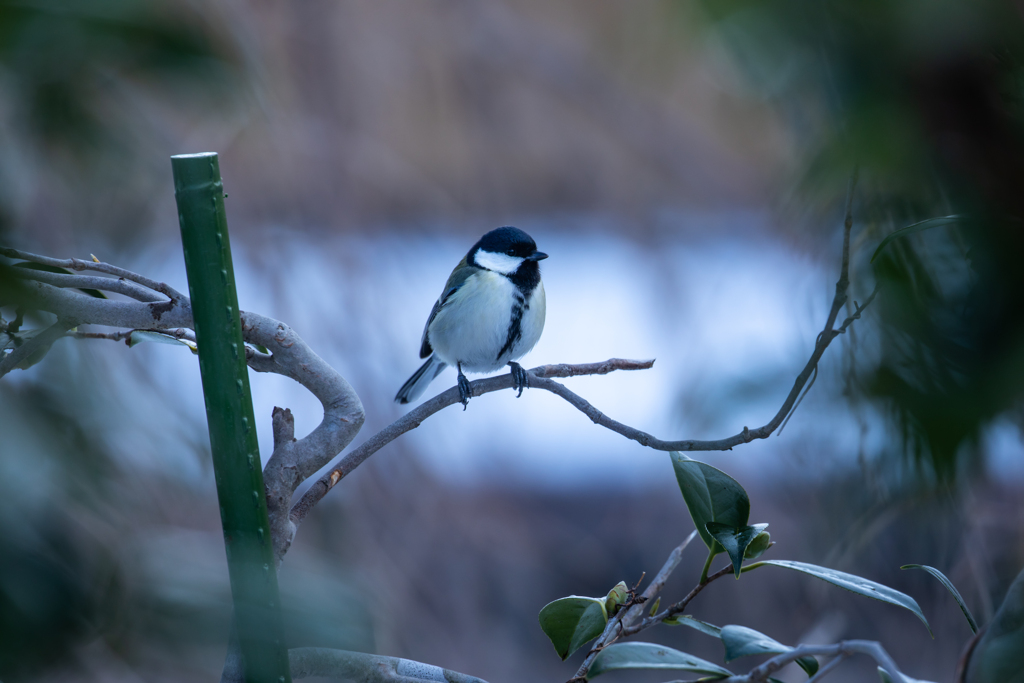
[508,260,541,292]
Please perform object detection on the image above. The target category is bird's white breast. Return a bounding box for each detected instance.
[428,271,545,373]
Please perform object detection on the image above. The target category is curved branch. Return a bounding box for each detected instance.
[240,312,365,562]
[2,265,365,563]
[288,358,656,526]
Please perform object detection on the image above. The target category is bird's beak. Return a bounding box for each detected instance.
[527,251,548,261]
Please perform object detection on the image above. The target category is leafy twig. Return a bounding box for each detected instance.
[571,531,698,680]
[621,563,734,637]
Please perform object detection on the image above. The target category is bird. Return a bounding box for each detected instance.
[395,226,548,408]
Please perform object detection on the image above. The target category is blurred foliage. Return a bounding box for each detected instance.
[695,0,1024,479]
[0,382,119,679]
[0,366,372,680]
[0,0,245,243]
[0,0,231,149]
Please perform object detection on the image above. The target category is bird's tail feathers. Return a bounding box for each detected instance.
[394,355,447,404]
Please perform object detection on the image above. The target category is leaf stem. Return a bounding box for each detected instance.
[699,549,716,585]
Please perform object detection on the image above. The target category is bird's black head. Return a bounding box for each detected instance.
[474,227,537,259]
[468,227,548,278]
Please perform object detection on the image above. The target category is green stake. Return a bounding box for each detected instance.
[171,153,291,683]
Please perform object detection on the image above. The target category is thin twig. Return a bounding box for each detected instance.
[621,563,734,636]
[804,652,849,683]
[0,246,184,301]
[67,327,198,344]
[289,359,656,525]
[836,284,880,335]
[3,266,164,302]
[68,330,134,342]
[778,365,817,436]
[572,531,698,680]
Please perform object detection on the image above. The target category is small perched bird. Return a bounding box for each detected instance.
[395,227,548,407]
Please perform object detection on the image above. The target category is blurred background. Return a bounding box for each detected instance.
[2,1,1024,681]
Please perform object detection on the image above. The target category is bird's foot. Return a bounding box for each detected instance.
[508,361,530,398]
[457,370,472,410]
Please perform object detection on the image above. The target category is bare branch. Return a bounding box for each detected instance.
[621,562,734,637]
[67,327,197,344]
[289,648,490,683]
[288,359,655,526]
[2,265,364,564]
[572,531,698,680]
[240,312,365,563]
[3,266,164,302]
[9,278,192,327]
[68,330,134,342]
[272,407,295,449]
[1,246,184,301]
[836,284,880,336]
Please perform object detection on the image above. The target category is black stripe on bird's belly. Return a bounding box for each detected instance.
[497,292,526,361]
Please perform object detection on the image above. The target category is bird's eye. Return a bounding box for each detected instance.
[506,248,516,256]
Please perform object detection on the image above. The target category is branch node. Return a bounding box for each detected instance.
[272,407,296,449]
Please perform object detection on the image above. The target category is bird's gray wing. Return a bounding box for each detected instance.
[419,258,478,359]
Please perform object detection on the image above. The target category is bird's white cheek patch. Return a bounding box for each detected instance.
[474,250,524,275]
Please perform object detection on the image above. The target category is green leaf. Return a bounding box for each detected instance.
[671,614,722,638]
[744,530,772,560]
[748,560,932,636]
[129,330,198,354]
[588,642,732,679]
[878,666,939,683]
[253,343,269,354]
[870,215,963,263]
[605,581,629,616]
[538,596,607,660]
[720,625,818,677]
[901,564,978,634]
[13,261,108,298]
[966,567,1024,683]
[707,523,768,578]
[670,452,750,555]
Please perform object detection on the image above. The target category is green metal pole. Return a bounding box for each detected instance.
[171,153,291,683]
